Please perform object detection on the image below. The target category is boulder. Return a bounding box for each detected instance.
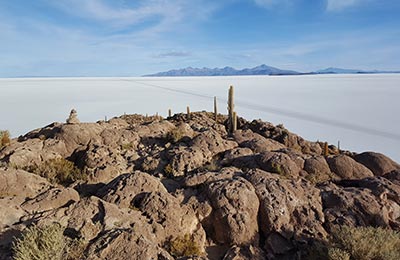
[326,155,374,180]
[223,245,267,260]
[168,130,237,176]
[205,176,259,245]
[245,169,326,257]
[137,191,206,249]
[98,171,168,209]
[85,229,174,260]
[233,130,285,153]
[256,152,302,179]
[304,156,337,183]
[320,181,396,230]
[21,187,80,214]
[0,168,51,198]
[354,152,400,176]
[0,197,26,228]
[183,167,243,187]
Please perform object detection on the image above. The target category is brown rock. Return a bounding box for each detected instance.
[98,171,168,209]
[223,245,267,260]
[85,229,174,260]
[168,130,237,176]
[354,152,400,176]
[21,187,80,214]
[0,197,26,228]
[256,152,302,179]
[205,176,259,245]
[233,130,285,153]
[137,191,206,249]
[183,167,243,187]
[245,169,326,257]
[327,155,374,179]
[0,168,51,198]
[304,156,337,183]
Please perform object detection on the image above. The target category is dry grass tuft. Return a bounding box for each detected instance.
[25,158,86,185]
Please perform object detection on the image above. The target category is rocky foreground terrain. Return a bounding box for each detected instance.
[0,111,399,260]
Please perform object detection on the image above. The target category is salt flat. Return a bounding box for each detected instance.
[0,74,399,162]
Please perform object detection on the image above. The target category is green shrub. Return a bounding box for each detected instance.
[166,234,201,257]
[13,223,66,260]
[12,223,87,260]
[0,130,10,149]
[330,225,400,260]
[25,158,86,185]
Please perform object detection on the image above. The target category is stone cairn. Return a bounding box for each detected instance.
[66,109,80,124]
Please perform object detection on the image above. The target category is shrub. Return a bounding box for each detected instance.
[166,234,201,257]
[13,223,66,260]
[330,225,400,260]
[164,163,175,176]
[165,128,185,143]
[25,158,86,185]
[12,223,87,260]
[0,130,10,149]
[327,247,350,260]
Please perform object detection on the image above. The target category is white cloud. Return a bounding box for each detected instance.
[326,0,362,11]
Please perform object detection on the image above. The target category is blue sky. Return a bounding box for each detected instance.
[1,0,400,76]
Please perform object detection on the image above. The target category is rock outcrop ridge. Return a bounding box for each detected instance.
[1,111,399,259]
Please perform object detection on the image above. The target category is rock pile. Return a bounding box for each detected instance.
[0,111,399,259]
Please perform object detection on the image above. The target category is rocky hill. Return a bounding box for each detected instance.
[0,111,399,260]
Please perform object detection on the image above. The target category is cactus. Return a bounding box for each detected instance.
[232,111,237,132]
[214,96,218,122]
[324,142,329,157]
[187,106,191,120]
[227,86,237,134]
[168,109,172,118]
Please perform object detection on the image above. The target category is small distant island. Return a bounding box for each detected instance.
[145,64,400,77]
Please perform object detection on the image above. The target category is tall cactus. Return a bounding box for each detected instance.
[187,106,191,120]
[168,109,172,118]
[214,96,218,122]
[227,86,237,134]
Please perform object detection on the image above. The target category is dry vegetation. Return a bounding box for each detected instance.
[24,158,86,185]
[0,130,10,149]
[166,234,201,257]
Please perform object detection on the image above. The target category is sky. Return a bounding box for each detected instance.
[1,0,400,77]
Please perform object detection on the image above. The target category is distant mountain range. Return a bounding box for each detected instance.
[145,65,400,77]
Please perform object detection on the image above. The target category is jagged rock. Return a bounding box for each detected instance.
[304,156,337,183]
[0,138,66,168]
[0,168,51,198]
[233,130,285,153]
[77,143,130,183]
[256,151,302,179]
[354,152,400,176]
[204,176,259,245]
[56,123,104,154]
[223,245,267,260]
[168,130,237,176]
[245,169,327,257]
[321,182,393,230]
[85,229,174,260]
[98,171,168,209]
[248,120,322,155]
[21,187,80,214]
[0,197,26,228]
[326,154,374,180]
[183,167,243,187]
[137,191,206,250]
